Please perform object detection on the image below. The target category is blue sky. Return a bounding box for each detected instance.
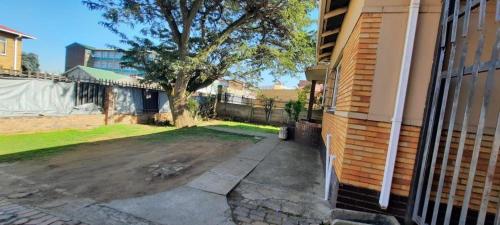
[3,1,317,87]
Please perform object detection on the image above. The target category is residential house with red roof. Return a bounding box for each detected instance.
[0,25,35,71]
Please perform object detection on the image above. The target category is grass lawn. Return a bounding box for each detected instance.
[0,124,260,162]
[204,120,280,134]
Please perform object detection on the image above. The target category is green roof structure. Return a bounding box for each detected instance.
[77,66,131,81]
[63,66,138,83]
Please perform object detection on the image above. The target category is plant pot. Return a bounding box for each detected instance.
[278,126,288,140]
[286,125,295,140]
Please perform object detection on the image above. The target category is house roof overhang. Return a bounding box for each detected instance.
[316,0,349,63]
[0,25,36,39]
[305,64,328,82]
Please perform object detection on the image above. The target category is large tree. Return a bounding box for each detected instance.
[84,0,316,127]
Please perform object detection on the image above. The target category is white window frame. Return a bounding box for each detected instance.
[329,64,341,111]
[0,37,6,56]
[321,69,329,106]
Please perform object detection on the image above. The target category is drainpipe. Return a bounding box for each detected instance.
[379,0,420,209]
[13,36,19,70]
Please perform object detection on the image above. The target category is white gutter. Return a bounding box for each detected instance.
[379,0,421,209]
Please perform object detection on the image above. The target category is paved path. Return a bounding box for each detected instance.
[106,127,281,225]
[1,127,331,225]
[227,141,332,225]
[0,198,88,225]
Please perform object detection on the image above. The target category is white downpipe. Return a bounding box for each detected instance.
[13,37,18,70]
[324,134,336,200]
[379,0,420,209]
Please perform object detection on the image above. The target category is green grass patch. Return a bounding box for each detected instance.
[208,120,280,134]
[0,124,254,162]
[138,126,258,143]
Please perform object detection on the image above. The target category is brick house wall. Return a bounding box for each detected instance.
[320,9,438,221]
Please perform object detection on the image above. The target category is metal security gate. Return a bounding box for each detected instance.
[412,0,500,225]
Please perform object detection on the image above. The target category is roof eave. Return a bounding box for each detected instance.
[0,28,36,39]
[316,0,349,64]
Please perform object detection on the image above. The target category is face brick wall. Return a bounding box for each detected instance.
[320,11,422,221]
[322,113,348,178]
[0,115,105,134]
[335,13,381,114]
[431,129,499,213]
[342,118,420,196]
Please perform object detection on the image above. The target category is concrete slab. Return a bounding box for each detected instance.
[210,157,260,179]
[244,141,324,197]
[187,171,240,195]
[236,138,280,161]
[188,137,280,195]
[203,127,275,138]
[228,140,332,223]
[106,186,234,225]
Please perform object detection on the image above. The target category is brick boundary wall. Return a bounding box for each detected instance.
[0,115,105,134]
[0,84,173,134]
[0,112,172,134]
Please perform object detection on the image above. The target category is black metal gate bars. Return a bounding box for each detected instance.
[412,0,500,225]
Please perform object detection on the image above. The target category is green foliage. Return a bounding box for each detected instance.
[198,95,216,119]
[186,98,199,118]
[284,100,305,123]
[210,120,279,134]
[292,100,305,122]
[0,125,254,162]
[0,124,173,159]
[21,52,40,72]
[83,0,317,93]
[258,94,276,124]
[284,101,293,122]
[298,84,309,103]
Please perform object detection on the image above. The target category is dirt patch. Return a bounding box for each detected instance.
[0,133,253,204]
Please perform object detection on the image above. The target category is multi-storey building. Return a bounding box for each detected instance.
[65,42,143,76]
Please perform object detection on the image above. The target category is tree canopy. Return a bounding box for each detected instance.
[21,52,40,72]
[84,0,316,127]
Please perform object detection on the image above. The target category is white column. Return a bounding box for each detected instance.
[13,36,19,70]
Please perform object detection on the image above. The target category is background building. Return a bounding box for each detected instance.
[0,25,35,71]
[65,42,143,76]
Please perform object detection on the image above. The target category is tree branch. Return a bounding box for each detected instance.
[180,0,203,53]
[195,12,256,61]
[155,0,181,46]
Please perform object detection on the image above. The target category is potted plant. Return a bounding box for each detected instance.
[283,99,304,140]
[283,101,294,140]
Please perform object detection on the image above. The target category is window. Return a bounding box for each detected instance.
[330,64,341,111]
[0,37,6,55]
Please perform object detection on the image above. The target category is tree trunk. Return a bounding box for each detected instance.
[166,74,196,128]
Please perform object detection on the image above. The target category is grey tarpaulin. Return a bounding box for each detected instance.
[0,78,77,116]
[113,86,144,114]
[159,92,170,113]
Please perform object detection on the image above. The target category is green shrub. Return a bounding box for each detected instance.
[187,98,199,118]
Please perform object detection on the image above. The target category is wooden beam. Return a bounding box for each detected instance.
[307,80,316,121]
[320,42,336,49]
[324,7,347,20]
[319,52,331,59]
[321,28,340,37]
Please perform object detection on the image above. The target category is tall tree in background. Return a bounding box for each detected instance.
[84,0,316,127]
[21,52,40,72]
